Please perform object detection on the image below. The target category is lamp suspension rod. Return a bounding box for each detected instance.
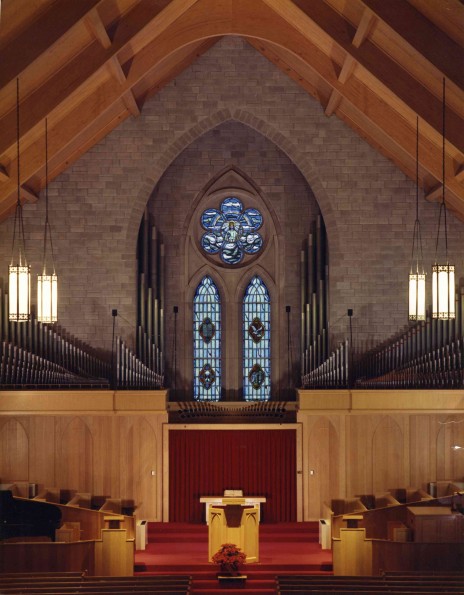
[442,77,448,259]
[410,116,421,268]
[42,118,49,270]
[42,118,56,274]
[16,79,20,206]
[416,115,419,223]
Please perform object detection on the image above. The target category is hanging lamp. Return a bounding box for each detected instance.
[37,118,58,323]
[9,78,31,322]
[432,78,455,320]
[409,116,425,321]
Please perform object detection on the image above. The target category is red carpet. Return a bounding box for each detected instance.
[135,522,333,594]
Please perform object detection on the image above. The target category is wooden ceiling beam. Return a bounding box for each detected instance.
[0,0,199,159]
[352,8,376,48]
[0,39,215,223]
[0,0,105,89]
[425,183,442,203]
[107,56,127,85]
[338,100,464,216]
[85,9,112,50]
[251,38,464,211]
[325,90,342,116]
[21,186,39,204]
[246,37,330,108]
[407,0,464,49]
[456,164,464,183]
[122,91,141,117]
[263,0,464,153]
[360,0,464,89]
[0,165,9,182]
[338,55,357,85]
[0,99,130,222]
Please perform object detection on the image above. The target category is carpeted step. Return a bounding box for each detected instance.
[193,578,275,589]
[191,589,275,595]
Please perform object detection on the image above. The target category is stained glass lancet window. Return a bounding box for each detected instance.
[243,276,271,401]
[200,197,263,265]
[193,276,221,401]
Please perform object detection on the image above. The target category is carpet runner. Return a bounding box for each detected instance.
[135,521,333,594]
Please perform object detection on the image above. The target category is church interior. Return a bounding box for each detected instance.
[0,0,463,589]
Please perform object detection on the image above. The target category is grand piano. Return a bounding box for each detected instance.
[0,490,62,541]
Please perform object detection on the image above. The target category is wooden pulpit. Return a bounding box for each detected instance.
[208,498,259,563]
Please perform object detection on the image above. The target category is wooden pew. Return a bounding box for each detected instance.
[276,573,464,593]
[0,574,191,595]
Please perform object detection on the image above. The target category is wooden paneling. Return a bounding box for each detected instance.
[409,415,434,488]
[436,414,464,481]
[57,417,94,493]
[307,416,340,519]
[346,416,378,497]
[372,416,404,494]
[121,418,158,520]
[0,541,95,574]
[28,417,56,486]
[0,418,29,481]
[0,391,462,522]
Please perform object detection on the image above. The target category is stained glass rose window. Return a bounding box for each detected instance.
[200,197,263,265]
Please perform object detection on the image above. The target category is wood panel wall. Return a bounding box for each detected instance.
[300,409,464,520]
[0,390,463,523]
[0,413,166,521]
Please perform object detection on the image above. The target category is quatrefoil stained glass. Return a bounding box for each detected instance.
[200,197,263,265]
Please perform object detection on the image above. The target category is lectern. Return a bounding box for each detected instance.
[208,498,259,563]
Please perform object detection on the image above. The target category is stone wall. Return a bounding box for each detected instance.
[0,36,462,376]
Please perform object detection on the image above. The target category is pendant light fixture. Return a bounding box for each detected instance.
[432,78,455,320]
[409,116,425,321]
[9,78,31,322]
[37,118,58,323]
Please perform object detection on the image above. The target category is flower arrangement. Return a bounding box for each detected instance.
[212,543,246,574]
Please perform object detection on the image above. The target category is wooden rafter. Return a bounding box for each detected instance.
[0,0,462,224]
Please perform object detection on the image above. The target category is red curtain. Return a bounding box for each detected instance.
[169,429,296,523]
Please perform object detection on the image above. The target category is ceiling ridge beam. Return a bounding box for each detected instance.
[261,0,464,154]
[0,0,105,90]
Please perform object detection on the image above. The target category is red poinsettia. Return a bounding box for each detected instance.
[212,543,246,572]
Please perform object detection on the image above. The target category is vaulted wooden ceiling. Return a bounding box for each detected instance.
[0,0,463,223]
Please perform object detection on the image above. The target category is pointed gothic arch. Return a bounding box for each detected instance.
[243,275,271,401]
[193,275,222,401]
